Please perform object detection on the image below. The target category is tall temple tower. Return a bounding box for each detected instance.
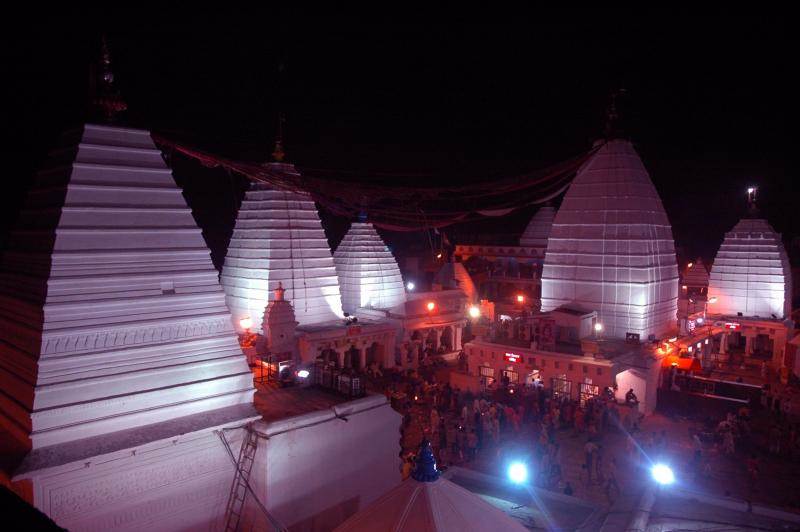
[0,124,256,449]
[0,123,260,531]
[540,139,679,339]
[708,216,792,319]
[333,222,406,314]
[221,178,344,333]
[519,204,556,252]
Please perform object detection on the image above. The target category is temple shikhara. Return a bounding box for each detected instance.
[0,36,798,532]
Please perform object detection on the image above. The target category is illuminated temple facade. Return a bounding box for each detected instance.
[540,139,679,339]
[708,216,792,319]
[220,180,344,334]
[0,125,402,532]
[333,222,406,314]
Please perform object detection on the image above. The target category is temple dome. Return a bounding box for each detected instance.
[708,217,792,318]
[541,139,679,339]
[335,442,526,532]
[0,124,254,448]
[333,222,406,314]
[520,205,556,249]
[434,261,477,302]
[221,180,344,333]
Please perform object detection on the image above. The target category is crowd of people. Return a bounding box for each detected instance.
[371,359,800,509]
[384,366,640,504]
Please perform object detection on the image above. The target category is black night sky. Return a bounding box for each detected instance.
[0,11,794,266]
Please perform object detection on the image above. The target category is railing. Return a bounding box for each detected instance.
[312,361,366,399]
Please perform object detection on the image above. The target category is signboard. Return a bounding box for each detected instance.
[504,352,521,363]
[724,322,741,331]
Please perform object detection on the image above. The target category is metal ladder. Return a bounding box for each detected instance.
[223,427,259,532]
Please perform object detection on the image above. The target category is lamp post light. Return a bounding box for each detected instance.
[651,463,675,485]
[594,322,604,339]
[238,316,256,351]
[508,461,529,485]
[468,305,481,319]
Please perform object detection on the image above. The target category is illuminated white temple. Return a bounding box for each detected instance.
[541,139,679,339]
[333,222,406,314]
[433,260,478,303]
[0,124,256,449]
[708,217,792,319]
[221,180,344,332]
[519,204,556,250]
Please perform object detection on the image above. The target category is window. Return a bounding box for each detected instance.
[568,363,574,371]
[491,352,495,360]
[479,366,494,377]
[554,361,560,369]
[530,357,536,365]
[597,367,603,376]
[582,365,588,373]
[541,359,547,367]
[480,350,484,358]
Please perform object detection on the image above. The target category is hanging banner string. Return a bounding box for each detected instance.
[151,133,601,231]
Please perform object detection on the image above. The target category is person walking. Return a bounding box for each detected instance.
[605,457,620,504]
[584,439,598,483]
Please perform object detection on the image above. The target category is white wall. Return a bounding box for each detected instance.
[247,395,402,531]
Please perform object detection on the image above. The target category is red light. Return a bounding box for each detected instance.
[504,353,520,363]
[724,322,740,330]
[426,301,436,312]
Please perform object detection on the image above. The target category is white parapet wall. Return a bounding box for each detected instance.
[245,394,402,531]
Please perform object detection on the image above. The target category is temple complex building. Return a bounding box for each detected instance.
[541,139,679,340]
[451,202,554,312]
[0,124,403,532]
[705,211,794,370]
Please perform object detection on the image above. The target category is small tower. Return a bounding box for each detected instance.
[263,282,298,358]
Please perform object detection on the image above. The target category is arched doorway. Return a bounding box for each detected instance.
[426,329,438,353]
[441,326,453,352]
[344,345,361,370]
[318,348,337,366]
[366,342,384,367]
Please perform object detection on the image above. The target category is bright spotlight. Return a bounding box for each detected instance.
[651,464,675,485]
[468,305,481,319]
[696,317,704,324]
[508,462,528,484]
[406,281,415,291]
[239,316,253,331]
[297,370,310,379]
[426,301,436,312]
[516,294,525,303]
[594,323,603,333]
